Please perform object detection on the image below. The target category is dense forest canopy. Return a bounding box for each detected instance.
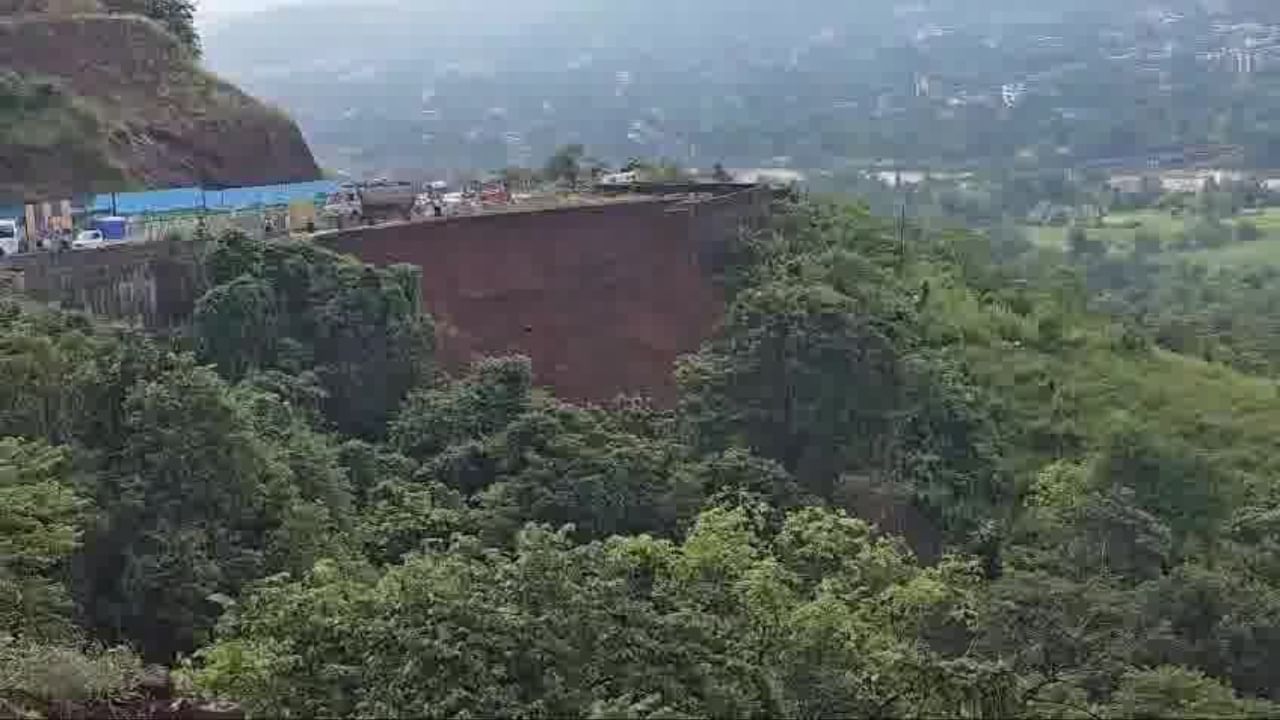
[6,195,1280,717]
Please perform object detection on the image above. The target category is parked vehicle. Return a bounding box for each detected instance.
[92,216,129,242]
[72,229,106,249]
[322,179,417,226]
[0,219,20,256]
[478,180,511,204]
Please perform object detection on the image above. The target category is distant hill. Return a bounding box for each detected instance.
[203,0,1280,176]
[0,10,321,201]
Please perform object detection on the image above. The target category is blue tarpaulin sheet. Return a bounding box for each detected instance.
[89,180,340,215]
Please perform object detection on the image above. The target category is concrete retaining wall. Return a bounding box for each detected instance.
[0,187,772,402]
[323,187,772,402]
[1,239,201,328]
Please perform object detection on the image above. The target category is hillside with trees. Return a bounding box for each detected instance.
[6,195,1280,716]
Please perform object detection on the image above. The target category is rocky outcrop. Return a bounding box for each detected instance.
[0,13,320,200]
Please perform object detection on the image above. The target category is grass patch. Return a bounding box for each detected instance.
[1023,207,1280,269]
[1023,222,1141,251]
[1178,234,1280,268]
[1024,210,1185,249]
[921,275,1280,490]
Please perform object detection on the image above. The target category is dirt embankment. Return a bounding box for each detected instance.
[0,13,321,199]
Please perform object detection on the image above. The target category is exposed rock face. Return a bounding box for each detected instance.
[0,13,320,200]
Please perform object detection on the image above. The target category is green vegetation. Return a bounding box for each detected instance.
[0,71,127,198]
[977,200,1280,380]
[543,143,586,187]
[1020,207,1280,265]
[101,0,200,55]
[194,233,432,437]
[1180,234,1280,268]
[7,201,1280,716]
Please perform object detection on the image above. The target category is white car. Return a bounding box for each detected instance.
[72,229,106,249]
[0,219,20,256]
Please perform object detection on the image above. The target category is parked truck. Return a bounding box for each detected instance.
[322,180,417,227]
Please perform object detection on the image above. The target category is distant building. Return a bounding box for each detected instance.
[1160,171,1208,193]
[872,170,926,187]
[1232,49,1259,73]
[1107,174,1146,194]
[598,171,640,185]
[732,168,806,186]
[914,73,931,98]
[868,170,970,187]
[1026,201,1100,226]
[1157,169,1243,193]
[1001,82,1027,108]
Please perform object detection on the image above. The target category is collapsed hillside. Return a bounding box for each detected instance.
[0,12,320,200]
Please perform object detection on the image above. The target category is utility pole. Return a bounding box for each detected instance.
[897,199,908,265]
[197,182,209,242]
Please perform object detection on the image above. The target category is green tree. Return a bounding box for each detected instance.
[194,506,1014,718]
[0,438,84,641]
[194,231,434,437]
[678,281,902,495]
[392,357,694,544]
[1133,564,1280,698]
[1094,421,1236,548]
[70,361,275,659]
[72,359,351,660]
[894,352,1009,541]
[193,276,278,378]
[680,203,1008,543]
[103,0,200,55]
[1104,666,1278,719]
[1236,220,1262,243]
[1188,218,1231,249]
[0,436,146,719]
[1134,227,1162,257]
[389,356,534,461]
[1067,226,1105,260]
[544,144,585,188]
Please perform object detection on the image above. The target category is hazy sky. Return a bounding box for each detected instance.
[198,0,294,24]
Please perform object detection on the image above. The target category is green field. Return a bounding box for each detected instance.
[1022,208,1280,268]
[1023,210,1183,250]
[1025,223,1136,250]
[1181,235,1280,268]
[1177,208,1280,268]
